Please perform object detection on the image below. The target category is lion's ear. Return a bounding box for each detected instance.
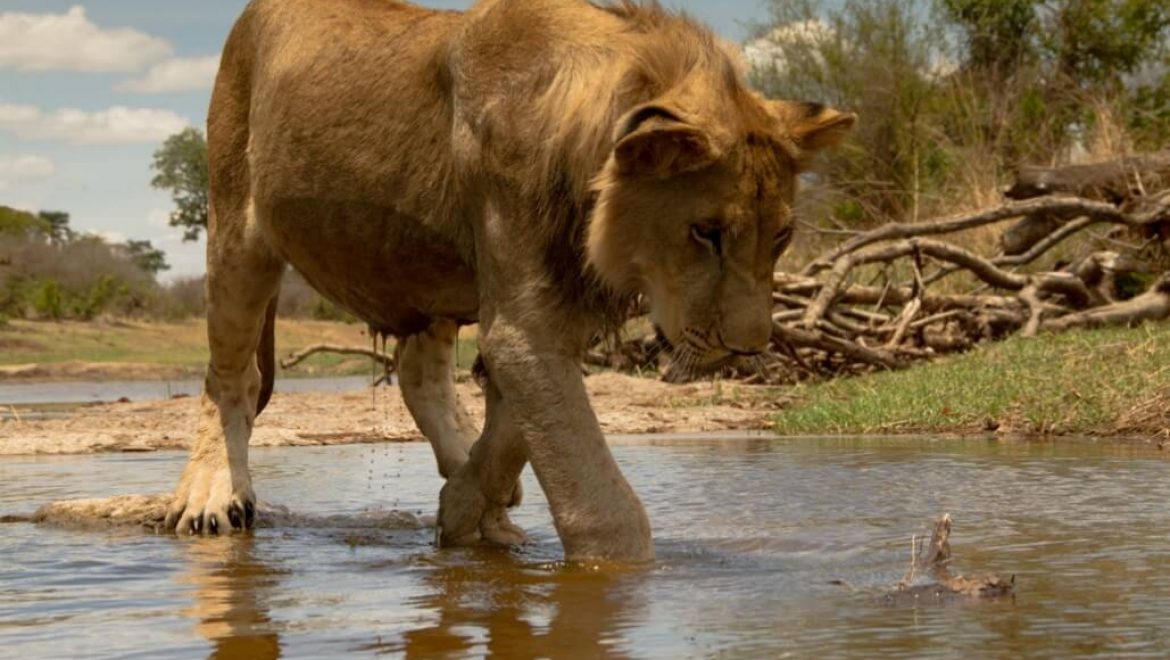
[770,101,856,165]
[613,105,720,179]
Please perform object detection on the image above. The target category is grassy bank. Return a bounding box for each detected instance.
[0,319,393,379]
[775,324,1170,440]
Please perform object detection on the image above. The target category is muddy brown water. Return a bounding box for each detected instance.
[2,436,1169,657]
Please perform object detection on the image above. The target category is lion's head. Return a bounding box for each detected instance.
[587,78,854,373]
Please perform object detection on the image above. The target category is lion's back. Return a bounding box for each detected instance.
[213,0,464,213]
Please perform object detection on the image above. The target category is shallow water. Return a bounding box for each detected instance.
[2,437,1169,657]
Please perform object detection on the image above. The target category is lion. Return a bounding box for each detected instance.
[164,0,854,562]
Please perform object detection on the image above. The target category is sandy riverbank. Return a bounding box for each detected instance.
[0,372,784,455]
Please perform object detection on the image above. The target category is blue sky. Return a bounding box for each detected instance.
[0,1,770,278]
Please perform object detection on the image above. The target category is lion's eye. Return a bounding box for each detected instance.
[690,224,722,256]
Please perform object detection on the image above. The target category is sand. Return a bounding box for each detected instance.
[0,372,784,456]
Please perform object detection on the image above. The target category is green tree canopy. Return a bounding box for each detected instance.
[123,239,170,275]
[0,206,50,237]
[753,0,1170,226]
[151,127,209,242]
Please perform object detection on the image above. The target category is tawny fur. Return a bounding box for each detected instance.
[170,0,853,562]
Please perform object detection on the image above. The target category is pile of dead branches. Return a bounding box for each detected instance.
[591,152,1170,383]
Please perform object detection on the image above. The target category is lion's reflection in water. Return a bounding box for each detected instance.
[177,537,284,660]
[175,535,642,658]
[366,552,644,657]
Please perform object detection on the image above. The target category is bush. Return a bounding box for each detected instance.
[30,279,63,320]
[750,0,1170,233]
[0,218,156,321]
[277,269,354,322]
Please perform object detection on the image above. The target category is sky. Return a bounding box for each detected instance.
[0,0,771,279]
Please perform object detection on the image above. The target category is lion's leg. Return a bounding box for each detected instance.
[480,320,653,562]
[165,202,284,534]
[397,320,480,479]
[438,369,529,547]
[439,365,531,547]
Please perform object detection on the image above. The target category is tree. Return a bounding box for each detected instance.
[37,211,73,245]
[0,206,50,236]
[751,0,1170,230]
[752,0,947,222]
[941,0,1170,152]
[151,127,209,242]
[124,239,170,275]
[938,0,1036,81]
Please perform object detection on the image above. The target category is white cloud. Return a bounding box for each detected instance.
[0,154,55,190]
[0,6,172,73]
[0,103,191,144]
[117,55,220,94]
[745,19,837,73]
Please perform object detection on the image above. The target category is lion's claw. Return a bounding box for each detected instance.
[165,463,255,535]
[227,504,242,530]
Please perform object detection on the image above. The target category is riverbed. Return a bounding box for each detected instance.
[2,436,1168,656]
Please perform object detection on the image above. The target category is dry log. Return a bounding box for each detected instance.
[1005,152,1170,202]
[1000,154,1170,261]
[885,298,921,348]
[1043,275,1170,332]
[772,322,904,370]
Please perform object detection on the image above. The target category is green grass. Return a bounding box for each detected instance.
[774,323,1170,437]
[0,318,483,378]
[0,319,378,377]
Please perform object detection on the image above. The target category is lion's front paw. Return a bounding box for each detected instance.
[164,463,255,535]
[437,474,528,548]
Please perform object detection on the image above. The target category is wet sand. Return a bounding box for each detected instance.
[0,372,784,455]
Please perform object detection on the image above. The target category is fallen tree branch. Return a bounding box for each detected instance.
[1043,275,1170,332]
[802,238,1092,329]
[280,344,396,372]
[773,322,904,370]
[1020,285,1044,337]
[802,197,1131,276]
